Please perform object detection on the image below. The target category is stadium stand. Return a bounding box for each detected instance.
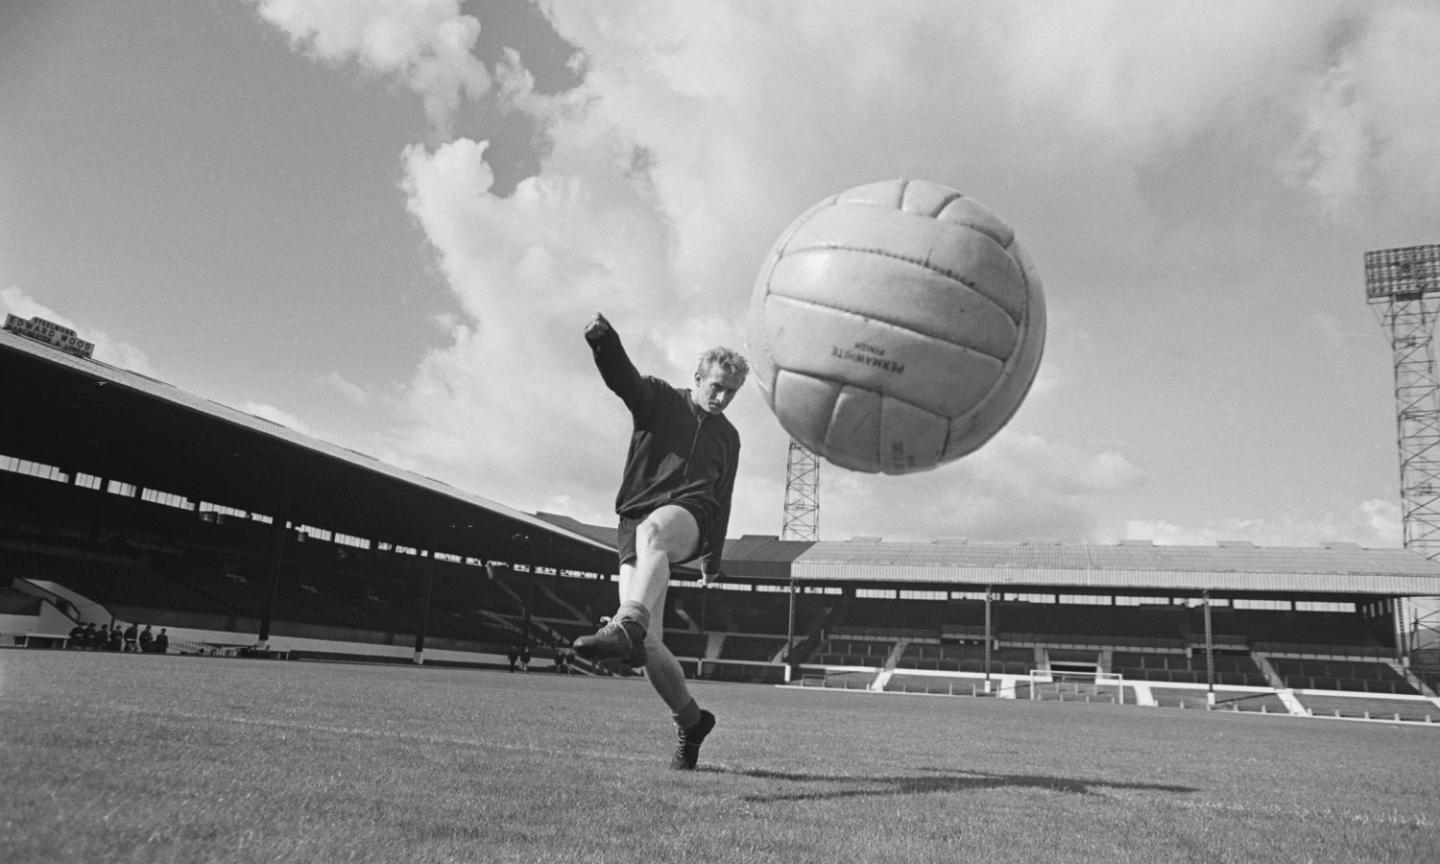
[717,634,788,662]
[6,327,1440,720]
[1267,657,1419,695]
[7,499,1433,696]
[0,588,43,617]
[810,636,893,667]
[1111,651,1269,687]
[1413,649,1440,693]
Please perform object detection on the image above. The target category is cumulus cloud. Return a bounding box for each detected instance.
[1,286,157,377]
[1359,498,1402,543]
[385,133,688,501]
[994,0,1440,218]
[252,0,1440,540]
[1118,498,1403,548]
[1000,0,1301,154]
[1282,50,1373,216]
[804,431,1141,542]
[1280,5,1440,216]
[253,0,493,129]
[317,371,369,406]
[241,401,318,438]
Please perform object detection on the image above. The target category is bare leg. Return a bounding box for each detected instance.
[617,505,700,716]
[619,505,699,610]
[615,559,690,714]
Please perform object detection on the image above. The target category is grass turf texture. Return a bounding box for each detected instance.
[2,652,1437,864]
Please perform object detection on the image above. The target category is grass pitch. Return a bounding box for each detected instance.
[2,652,1437,864]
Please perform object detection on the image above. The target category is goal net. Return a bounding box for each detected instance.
[1027,669,1125,705]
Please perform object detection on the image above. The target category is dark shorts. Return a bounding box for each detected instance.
[617,502,710,568]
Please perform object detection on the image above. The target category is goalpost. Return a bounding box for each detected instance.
[1028,669,1126,705]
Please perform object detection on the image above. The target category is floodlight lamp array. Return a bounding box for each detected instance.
[1365,245,1440,302]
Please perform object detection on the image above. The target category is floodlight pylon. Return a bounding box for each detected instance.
[781,438,820,542]
[1366,244,1440,655]
[781,438,819,680]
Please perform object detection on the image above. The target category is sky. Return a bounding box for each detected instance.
[3,0,1440,550]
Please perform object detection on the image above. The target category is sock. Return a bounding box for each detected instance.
[614,600,650,633]
[673,697,701,730]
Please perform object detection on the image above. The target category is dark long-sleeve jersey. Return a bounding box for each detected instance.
[590,327,739,576]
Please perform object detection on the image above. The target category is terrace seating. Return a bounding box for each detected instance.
[697,589,796,635]
[1204,609,1383,650]
[0,589,42,616]
[538,619,592,644]
[6,543,252,620]
[1111,651,1269,687]
[893,643,1035,675]
[496,579,579,622]
[897,641,968,672]
[810,637,893,667]
[997,604,1189,645]
[664,631,709,659]
[841,598,956,634]
[529,576,614,629]
[1268,658,1419,695]
[1413,651,1440,694]
[718,635,788,662]
[990,647,1039,675]
[7,483,1420,681]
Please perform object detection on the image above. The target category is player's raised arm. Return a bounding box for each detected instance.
[583,312,612,344]
[585,312,646,413]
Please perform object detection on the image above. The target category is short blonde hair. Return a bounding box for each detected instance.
[697,346,749,382]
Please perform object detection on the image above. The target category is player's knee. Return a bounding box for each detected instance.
[635,517,673,556]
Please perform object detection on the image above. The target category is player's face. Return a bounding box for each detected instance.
[694,366,744,415]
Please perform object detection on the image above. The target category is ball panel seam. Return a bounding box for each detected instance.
[763,291,1012,362]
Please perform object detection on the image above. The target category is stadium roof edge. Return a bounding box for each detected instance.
[1,330,614,566]
[10,328,1440,596]
[789,538,1440,596]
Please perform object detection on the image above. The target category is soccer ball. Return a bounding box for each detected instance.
[747,178,1046,474]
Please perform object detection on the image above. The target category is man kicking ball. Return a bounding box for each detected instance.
[573,312,747,770]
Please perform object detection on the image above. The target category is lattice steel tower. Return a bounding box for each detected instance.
[1366,244,1440,653]
[781,439,820,541]
[780,438,819,680]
